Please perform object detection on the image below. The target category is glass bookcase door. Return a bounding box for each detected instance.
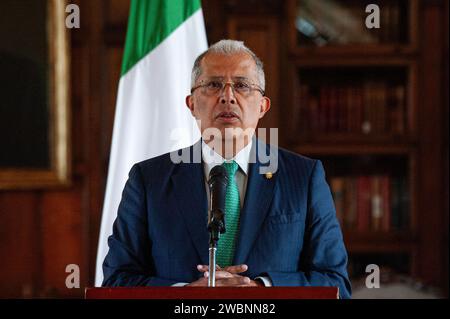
[295,0,410,47]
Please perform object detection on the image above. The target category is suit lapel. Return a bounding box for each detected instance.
[233,140,278,265]
[170,142,209,265]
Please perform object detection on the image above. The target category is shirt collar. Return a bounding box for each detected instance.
[202,139,252,177]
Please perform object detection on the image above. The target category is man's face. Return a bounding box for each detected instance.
[186,52,270,144]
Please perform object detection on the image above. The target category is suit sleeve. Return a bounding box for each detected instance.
[265,160,352,299]
[102,164,178,286]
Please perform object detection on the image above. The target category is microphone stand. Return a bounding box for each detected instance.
[207,165,228,287]
[207,210,224,287]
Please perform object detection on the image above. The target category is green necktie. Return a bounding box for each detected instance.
[216,160,241,267]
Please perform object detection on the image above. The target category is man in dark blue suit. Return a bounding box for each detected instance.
[102,40,351,298]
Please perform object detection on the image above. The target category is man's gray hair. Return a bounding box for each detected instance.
[191,39,265,91]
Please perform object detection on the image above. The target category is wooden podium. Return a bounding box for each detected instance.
[85,287,339,299]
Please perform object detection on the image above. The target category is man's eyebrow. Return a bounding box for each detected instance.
[204,76,251,81]
[204,76,224,80]
[233,76,251,81]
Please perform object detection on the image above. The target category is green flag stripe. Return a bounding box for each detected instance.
[121,0,202,76]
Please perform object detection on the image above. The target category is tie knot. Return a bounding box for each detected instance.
[222,160,239,177]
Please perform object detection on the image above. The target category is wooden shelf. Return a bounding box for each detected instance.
[292,133,417,144]
[344,231,417,253]
[292,142,415,156]
[289,55,418,68]
[290,44,418,60]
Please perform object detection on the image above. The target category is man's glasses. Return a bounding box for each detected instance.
[191,80,265,97]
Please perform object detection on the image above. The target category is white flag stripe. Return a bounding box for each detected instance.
[95,9,207,286]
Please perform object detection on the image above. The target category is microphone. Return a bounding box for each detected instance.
[207,165,228,244]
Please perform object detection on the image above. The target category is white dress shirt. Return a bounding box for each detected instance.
[201,139,252,208]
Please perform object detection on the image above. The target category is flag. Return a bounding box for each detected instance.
[95,0,207,286]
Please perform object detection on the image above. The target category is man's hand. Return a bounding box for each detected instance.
[186,264,264,287]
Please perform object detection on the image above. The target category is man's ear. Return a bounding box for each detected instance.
[258,96,271,119]
[186,95,194,113]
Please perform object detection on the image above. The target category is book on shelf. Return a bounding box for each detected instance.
[330,175,409,233]
[337,87,347,132]
[344,177,357,229]
[356,176,371,232]
[330,177,345,226]
[391,177,410,230]
[380,175,391,232]
[371,176,383,231]
[387,84,406,134]
[379,2,402,43]
[380,3,390,43]
[388,1,401,43]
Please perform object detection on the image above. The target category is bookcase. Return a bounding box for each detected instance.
[284,0,421,281]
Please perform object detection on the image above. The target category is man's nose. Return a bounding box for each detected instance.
[220,83,236,105]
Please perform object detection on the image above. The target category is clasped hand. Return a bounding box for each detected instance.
[186,264,263,287]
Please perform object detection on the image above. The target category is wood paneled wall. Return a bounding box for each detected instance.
[0,0,447,298]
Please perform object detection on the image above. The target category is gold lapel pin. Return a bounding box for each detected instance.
[265,172,273,179]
